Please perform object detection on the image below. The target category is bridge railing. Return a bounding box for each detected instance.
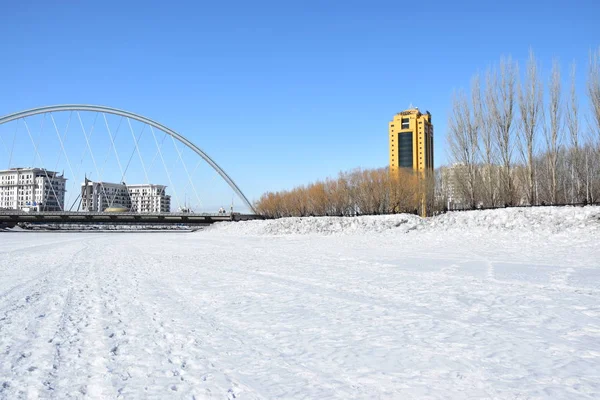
[0,210,241,217]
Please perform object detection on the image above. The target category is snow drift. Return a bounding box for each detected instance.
[211,213,422,235]
[211,206,600,236]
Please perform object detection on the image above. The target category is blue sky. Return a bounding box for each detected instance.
[1,0,599,208]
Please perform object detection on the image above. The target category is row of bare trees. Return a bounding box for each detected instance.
[254,168,434,218]
[446,49,600,208]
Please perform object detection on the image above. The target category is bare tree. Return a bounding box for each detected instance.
[324,175,350,216]
[565,61,584,203]
[582,142,600,203]
[478,71,499,207]
[543,59,563,204]
[587,48,600,205]
[433,167,448,212]
[447,85,480,208]
[487,57,518,205]
[517,50,543,205]
[589,48,600,146]
[389,168,419,214]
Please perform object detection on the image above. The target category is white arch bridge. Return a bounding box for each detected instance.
[0,105,261,225]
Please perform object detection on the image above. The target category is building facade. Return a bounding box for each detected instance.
[80,181,171,213]
[80,180,132,212]
[389,108,434,174]
[128,184,171,213]
[438,164,471,211]
[0,168,67,211]
[438,164,528,210]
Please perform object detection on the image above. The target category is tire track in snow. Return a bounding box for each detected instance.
[0,242,89,399]
[156,237,600,398]
[113,247,268,399]
[131,245,362,399]
[43,242,116,398]
[0,241,88,301]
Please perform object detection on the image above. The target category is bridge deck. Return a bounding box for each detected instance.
[0,211,263,227]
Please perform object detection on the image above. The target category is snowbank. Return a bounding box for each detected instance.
[212,214,422,235]
[426,205,600,234]
[210,206,600,236]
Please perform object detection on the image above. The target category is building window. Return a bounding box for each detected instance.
[398,132,413,168]
[401,118,409,129]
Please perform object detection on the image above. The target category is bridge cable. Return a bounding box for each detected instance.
[8,120,19,169]
[178,159,204,212]
[30,113,46,166]
[72,114,96,210]
[121,124,145,183]
[50,113,77,209]
[48,112,71,170]
[127,118,151,212]
[51,112,82,211]
[127,118,150,185]
[22,117,64,211]
[0,128,10,168]
[0,120,19,169]
[96,115,123,207]
[147,132,174,208]
[48,113,73,175]
[147,129,180,210]
[103,114,133,209]
[148,132,169,174]
[77,112,111,211]
[144,131,167,194]
[149,125,181,211]
[31,114,55,211]
[169,135,202,212]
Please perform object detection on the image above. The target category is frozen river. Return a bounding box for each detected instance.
[1,208,599,399]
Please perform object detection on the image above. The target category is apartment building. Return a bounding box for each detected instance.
[128,184,171,213]
[0,168,67,211]
[80,181,171,213]
[80,179,132,212]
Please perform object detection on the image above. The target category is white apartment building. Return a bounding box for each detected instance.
[80,181,171,213]
[438,165,468,210]
[128,184,171,213]
[80,180,132,212]
[0,168,67,211]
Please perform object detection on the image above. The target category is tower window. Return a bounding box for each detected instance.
[398,132,413,168]
[401,118,409,129]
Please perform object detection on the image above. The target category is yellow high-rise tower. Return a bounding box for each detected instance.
[389,108,433,174]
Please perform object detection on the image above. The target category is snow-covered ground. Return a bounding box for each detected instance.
[1,207,599,399]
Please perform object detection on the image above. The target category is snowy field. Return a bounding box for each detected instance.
[1,207,600,399]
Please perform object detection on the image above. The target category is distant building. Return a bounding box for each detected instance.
[128,184,171,213]
[80,180,170,213]
[80,179,132,212]
[438,164,528,210]
[0,167,67,211]
[389,108,434,216]
[389,108,434,174]
[438,164,471,210]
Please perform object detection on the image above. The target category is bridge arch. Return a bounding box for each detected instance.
[0,104,256,213]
